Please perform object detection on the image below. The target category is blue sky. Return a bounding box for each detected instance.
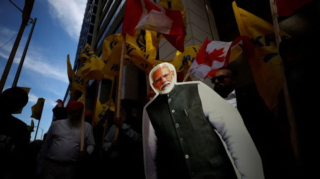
[0,0,87,140]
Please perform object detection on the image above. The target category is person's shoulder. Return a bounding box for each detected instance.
[10,116,27,128]
[84,122,93,129]
[51,119,67,127]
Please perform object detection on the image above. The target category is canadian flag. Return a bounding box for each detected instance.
[189,37,245,81]
[276,0,316,16]
[122,0,186,52]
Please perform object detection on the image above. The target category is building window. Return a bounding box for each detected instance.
[99,0,116,30]
[97,0,126,48]
[114,22,123,34]
[102,0,110,14]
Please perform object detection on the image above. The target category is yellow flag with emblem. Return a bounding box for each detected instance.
[67,55,83,91]
[97,98,115,123]
[77,43,105,81]
[93,99,103,126]
[31,98,45,120]
[126,29,161,73]
[102,34,133,76]
[172,46,201,72]
[232,1,291,111]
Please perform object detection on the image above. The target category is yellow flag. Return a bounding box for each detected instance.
[27,120,34,133]
[67,55,83,92]
[97,98,115,123]
[92,99,103,126]
[232,1,291,111]
[126,29,161,73]
[101,34,122,63]
[31,98,45,120]
[172,46,201,72]
[102,33,133,76]
[77,43,105,81]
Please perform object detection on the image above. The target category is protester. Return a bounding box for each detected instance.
[212,67,284,178]
[102,107,143,179]
[143,63,264,179]
[0,87,30,179]
[52,99,68,122]
[36,101,95,179]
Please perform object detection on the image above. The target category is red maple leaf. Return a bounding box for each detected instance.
[204,48,226,67]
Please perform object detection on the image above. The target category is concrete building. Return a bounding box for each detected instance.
[62,0,320,133]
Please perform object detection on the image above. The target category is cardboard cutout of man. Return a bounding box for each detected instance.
[143,63,264,179]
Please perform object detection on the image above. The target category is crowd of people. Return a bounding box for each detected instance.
[1,63,292,179]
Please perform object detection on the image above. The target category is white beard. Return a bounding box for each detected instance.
[157,82,175,94]
[68,118,81,128]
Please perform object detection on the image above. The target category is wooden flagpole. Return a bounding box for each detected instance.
[269,0,300,167]
[80,81,87,151]
[90,80,101,128]
[114,39,126,142]
[101,77,115,146]
[183,71,190,82]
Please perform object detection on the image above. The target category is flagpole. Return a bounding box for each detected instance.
[269,0,300,167]
[80,81,87,151]
[182,71,190,82]
[114,39,126,142]
[34,119,40,141]
[101,77,115,147]
[90,80,101,128]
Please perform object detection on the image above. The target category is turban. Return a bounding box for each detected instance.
[66,101,84,114]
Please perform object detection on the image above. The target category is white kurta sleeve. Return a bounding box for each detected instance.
[143,109,158,179]
[197,82,265,179]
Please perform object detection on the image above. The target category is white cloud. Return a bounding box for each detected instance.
[0,27,17,38]
[0,29,68,83]
[28,93,57,108]
[28,92,39,103]
[47,0,87,40]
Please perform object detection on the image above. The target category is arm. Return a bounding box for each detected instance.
[36,123,54,174]
[143,109,158,179]
[85,123,95,154]
[198,82,264,179]
[103,125,115,151]
[121,123,141,143]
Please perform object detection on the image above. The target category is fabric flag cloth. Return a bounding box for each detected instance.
[67,55,82,92]
[122,0,186,52]
[102,30,161,75]
[276,0,316,16]
[157,0,187,41]
[172,45,201,72]
[189,37,242,81]
[31,98,45,120]
[27,120,35,133]
[102,34,128,76]
[98,98,116,122]
[93,99,103,126]
[77,43,105,82]
[232,1,291,111]
[126,29,162,73]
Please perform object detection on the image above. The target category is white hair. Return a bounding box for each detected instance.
[149,63,177,95]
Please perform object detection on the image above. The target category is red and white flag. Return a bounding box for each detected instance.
[122,0,185,52]
[189,37,244,81]
[276,0,316,16]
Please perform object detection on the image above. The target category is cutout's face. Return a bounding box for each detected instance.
[152,65,175,94]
